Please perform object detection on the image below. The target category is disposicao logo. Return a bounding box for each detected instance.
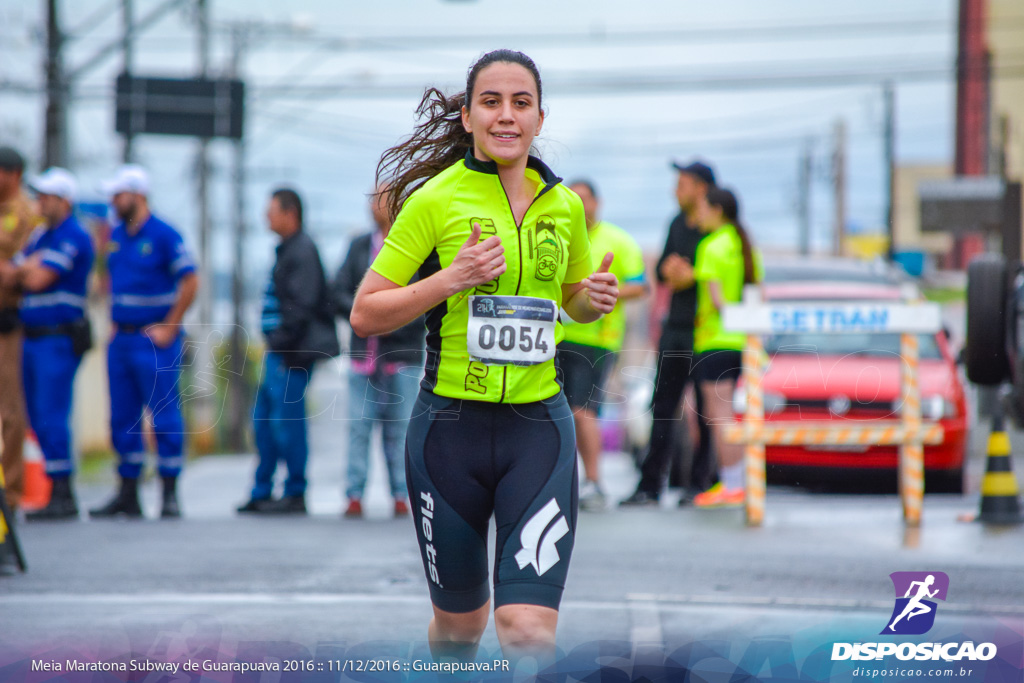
[882,571,949,635]
[831,571,998,663]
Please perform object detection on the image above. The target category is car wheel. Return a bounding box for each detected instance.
[966,254,1009,385]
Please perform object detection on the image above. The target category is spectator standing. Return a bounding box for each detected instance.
[90,165,198,519]
[332,185,424,519]
[237,188,339,515]
[620,160,715,507]
[0,146,38,512]
[9,169,94,521]
[691,187,760,508]
[557,179,647,511]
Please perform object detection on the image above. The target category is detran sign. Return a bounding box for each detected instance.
[723,302,942,335]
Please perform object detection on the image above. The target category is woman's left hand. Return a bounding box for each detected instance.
[581,252,619,315]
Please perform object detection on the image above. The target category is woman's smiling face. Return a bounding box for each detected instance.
[462,61,544,166]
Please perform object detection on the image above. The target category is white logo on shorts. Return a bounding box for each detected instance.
[515,498,569,576]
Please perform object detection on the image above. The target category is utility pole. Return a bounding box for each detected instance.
[43,0,67,168]
[121,0,135,162]
[226,25,250,452]
[833,119,847,257]
[798,138,813,256]
[883,81,896,260]
[196,0,212,329]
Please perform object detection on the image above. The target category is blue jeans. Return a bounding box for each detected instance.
[251,352,313,499]
[23,335,82,479]
[108,331,185,479]
[346,365,421,500]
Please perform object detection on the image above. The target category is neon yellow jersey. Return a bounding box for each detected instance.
[370,153,592,403]
[561,221,646,352]
[693,223,760,353]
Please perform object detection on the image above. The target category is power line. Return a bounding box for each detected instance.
[249,60,1024,101]
[252,16,974,51]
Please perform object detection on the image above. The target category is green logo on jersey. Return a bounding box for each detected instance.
[534,216,560,282]
[139,241,153,256]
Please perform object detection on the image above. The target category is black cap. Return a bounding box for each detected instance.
[671,159,715,186]
[0,146,25,172]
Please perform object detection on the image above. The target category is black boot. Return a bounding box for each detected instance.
[160,476,180,519]
[88,477,143,519]
[26,478,79,521]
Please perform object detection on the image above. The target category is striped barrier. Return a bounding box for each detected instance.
[725,422,944,446]
[742,336,767,526]
[723,292,942,527]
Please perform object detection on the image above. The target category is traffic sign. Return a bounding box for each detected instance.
[115,73,245,140]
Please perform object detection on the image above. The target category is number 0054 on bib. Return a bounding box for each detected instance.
[467,295,557,367]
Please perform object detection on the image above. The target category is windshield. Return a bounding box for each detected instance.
[763,332,942,360]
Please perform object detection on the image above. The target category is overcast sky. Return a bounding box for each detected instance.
[0,0,957,318]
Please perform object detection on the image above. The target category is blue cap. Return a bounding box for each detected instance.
[671,160,716,186]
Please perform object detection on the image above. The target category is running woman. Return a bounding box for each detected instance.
[350,50,619,663]
[690,187,760,508]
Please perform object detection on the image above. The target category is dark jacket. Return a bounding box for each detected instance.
[261,230,340,367]
[656,212,705,350]
[332,231,425,366]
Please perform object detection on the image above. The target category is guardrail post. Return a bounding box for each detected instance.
[899,332,924,526]
[743,334,766,526]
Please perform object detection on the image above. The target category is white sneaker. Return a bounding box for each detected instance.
[579,480,607,512]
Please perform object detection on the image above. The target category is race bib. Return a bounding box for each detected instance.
[467,295,557,366]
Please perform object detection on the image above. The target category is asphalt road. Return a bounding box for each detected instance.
[2,365,1023,680]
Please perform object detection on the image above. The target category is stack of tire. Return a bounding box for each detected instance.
[966,254,1024,421]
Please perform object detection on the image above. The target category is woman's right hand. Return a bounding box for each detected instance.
[446,222,506,293]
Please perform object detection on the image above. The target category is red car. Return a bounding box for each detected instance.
[733,280,968,493]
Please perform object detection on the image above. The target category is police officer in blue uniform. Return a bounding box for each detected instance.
[90,165,198,519]
[0,168,94,520]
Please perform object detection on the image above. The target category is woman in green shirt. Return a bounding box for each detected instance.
[691,187,759,508]
[350,50,618,665]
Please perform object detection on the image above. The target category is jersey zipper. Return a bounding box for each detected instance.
[497,176,541,403]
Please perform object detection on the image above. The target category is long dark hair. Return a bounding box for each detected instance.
[706,187,758,285]
[375,49,544,222]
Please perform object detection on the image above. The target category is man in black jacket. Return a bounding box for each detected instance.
[238,188,339,515]
[332,185,424,519]
[620,160,716,507]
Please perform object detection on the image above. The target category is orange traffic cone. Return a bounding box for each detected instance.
[20,430,51,511]
[976,411,1024,525]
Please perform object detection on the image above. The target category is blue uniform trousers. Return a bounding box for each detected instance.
[107,332,185,479]
[251,352,313,500]
[22,335,81,479]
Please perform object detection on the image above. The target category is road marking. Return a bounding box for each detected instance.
[624,593,1024,615]
[0,592,1018,617]
[627,600,663,644]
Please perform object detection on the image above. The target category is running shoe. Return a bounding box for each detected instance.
[693,483,745,508]
[344,499,363,519]
[394,499,410,517]
[579,480,607,512]
[618,489,659,507]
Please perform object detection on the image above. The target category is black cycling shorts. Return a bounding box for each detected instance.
[693,349,743,384]
[555,341,618,411]
[405,388,578,613]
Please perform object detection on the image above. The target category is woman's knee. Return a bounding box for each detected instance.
[432,603,489,643]
[493,605,557,646]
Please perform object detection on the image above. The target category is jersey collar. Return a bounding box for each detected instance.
[462,150,562,199]
[48,213,76,235]
[121,214,155,238]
